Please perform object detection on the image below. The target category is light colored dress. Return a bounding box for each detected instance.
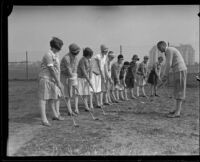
[38,49,61,100]
[136,62,148,86]
[60,52,78,98]
[90,53,107,93]
[77,57,91,95]
[105,59,113,91]
[111,62,123,88]
[164,46,187,100]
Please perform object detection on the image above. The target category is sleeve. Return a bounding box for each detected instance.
[80,59,88,78]
[61,56,72,76]
[163,49,173,77]
[44,53,54,67]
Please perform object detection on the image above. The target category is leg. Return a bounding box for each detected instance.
[55,99,60,117]
[136,86,140,97]
[65,98,73,114]
[48,99,59,118]
[104,91,109,104]
[175,99,183,115]
[111,90,117,102]
[119,90,125,100]
[74,95,79,114]
[39,99,49,123]
[89,93,94,109]
[83,95,89,110]
[115,90,120,100]
[141,86,147,97]
[124,88,129,100]
[107,90,112,103]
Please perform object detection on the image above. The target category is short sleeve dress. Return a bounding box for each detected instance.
[77,57,91,95]
[125,61,137,88]
[60,53,78,98]
[38,49,61,100]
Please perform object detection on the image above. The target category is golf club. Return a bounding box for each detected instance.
[73,86,100,120]
[59,88,79,127]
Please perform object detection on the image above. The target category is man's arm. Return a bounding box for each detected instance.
[162,49,173,81]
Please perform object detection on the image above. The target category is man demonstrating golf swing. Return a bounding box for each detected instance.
[157,41,187,118]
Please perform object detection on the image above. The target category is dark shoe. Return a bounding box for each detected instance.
[52,115,65,121]
[104,102,111,105]
[168,110,176,114]
[85,108,90,112]
[74,110,80,115]
[68,111,77,116]
[167,113,180,118]
[42,121,51,127]
[155,94,160,97]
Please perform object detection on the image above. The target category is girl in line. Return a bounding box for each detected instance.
[77,47,95,111]
[147,56,163,97]
[90,45,108,108]
[119,61,130,101]
[126,54,139,99]
[136,56,149,97]
[104,51,116,105]
[60,43,80,115]
[38,37,64,127]
[111,54,124,102]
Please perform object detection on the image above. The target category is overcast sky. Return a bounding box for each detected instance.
[8,5,199,62]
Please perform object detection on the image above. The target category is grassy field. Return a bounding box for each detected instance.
[8,80,199,156]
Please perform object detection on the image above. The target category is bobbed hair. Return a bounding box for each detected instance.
[83,47,93,58]
[50,37,63,51]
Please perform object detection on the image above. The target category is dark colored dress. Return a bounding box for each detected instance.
[125,61,137,88]
[147,62,161,86]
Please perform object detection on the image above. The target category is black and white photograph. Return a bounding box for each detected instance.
[7,5,199,156]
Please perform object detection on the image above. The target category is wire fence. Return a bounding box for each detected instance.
[9,49,199,87]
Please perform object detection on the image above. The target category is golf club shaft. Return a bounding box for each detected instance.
[74,86,98,120]
[60,88,78,126]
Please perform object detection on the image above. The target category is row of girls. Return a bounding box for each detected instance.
[37,37,164,126]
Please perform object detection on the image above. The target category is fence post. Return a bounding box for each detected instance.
[120,45,122,55]
[26,51,28,80]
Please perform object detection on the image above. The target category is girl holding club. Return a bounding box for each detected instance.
[157,41,187,118]
[77,47,95,111]
[104,51,116,104]
[38,37,64,127]
[60,43,80,115]
[136,56,149,97]
[90,45,108,108]
[126,54,139,99]
[147,56,163,97]
[119,61,130,101]
[111,54,124,101]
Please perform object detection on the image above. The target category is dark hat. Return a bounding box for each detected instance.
[124,61,130,66]
[132,54,139,61]
[144,56,149,59]
[69,43,81,53]
[118,54,124,60]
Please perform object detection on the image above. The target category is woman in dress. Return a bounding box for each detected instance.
[136,56,149,97]
[77,47,95,111]
[38,37,64,127]
[119,61,130,100]
[60,43,80,115]
[104,51,116,105]
[125,54,139,99]
[147,56,163,96]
